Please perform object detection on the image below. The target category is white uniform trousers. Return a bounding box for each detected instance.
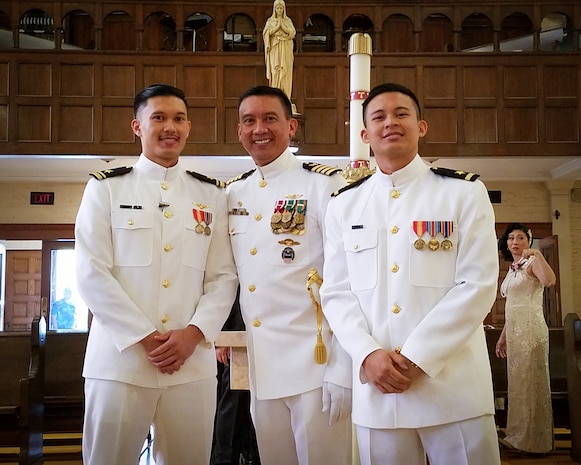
[83,377,216,465]
[251,387,352,465]
[357,414,500,465]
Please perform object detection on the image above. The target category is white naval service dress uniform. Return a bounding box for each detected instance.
[75,154,238,465]
[226,149,352,465]
[320,155,501,465]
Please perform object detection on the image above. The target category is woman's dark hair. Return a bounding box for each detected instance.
[498,222,533,261]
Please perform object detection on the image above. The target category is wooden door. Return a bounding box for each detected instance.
[4,250,42,331]
[540,235,561,326]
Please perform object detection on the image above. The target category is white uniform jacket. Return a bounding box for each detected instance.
[75,155,238,388]
[226,150,351,400]
[320,155,499,429]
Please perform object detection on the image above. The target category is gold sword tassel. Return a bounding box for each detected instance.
[306,268,327,364]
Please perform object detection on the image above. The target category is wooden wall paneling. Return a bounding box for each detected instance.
[100,61,136,147]
[423,66,457,144]
[102,64,135,97]
[58,63,94,143]
[0,62,8,96]
[302,64,340,147]
[381,66,418,94]
[17,105,51,142]
[1,50,580,157]
[101,10,136,51]
[183,66,218,99]
[0,61,7,141]
[504,106,539,142]
[17,63,51,97]
[463,66,499,143]
[142,64,178,88]
[60,64,94,97]
[100,105,134,143]
[503,65,539,143]
[223,106,240,146]
[544,65,579,143]
[223,64,263,100]
[59,105,93,142]
[188,106,217,144]
[545,106,579,143]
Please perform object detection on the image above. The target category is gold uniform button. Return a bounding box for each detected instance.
[163,244,172,252]
[248,284,256,292]
[252,319,261,327]
[391,226,399,234]
[392,305,401,314]
[161,315,168,324]
[250,248,257,255]
[161,183,168,190]
[259,180,267,188]
[391,189,400,199]
[255,213,262,221]
[162,279,170,288]
[353,244,359,250]
[230,227,236,233]
[391,264,399,273]
[164,211,173,219]
[128,219,134,226]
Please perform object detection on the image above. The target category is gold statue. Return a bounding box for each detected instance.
[306,268,327,364]
[263,0,296,100]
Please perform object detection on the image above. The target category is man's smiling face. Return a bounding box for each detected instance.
[238,95,297,167]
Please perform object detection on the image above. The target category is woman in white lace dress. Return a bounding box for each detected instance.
[495,222,556,454]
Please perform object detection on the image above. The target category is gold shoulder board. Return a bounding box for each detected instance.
[187,170,226,188]
[430,167,479,181]
[90,166,133,180]
[302,162,342,176]
[331,174,372,197]
[226,169,256,186]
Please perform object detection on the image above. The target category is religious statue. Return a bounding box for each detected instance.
[263,0,296,100]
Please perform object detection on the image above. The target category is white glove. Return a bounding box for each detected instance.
[322,382,352,426]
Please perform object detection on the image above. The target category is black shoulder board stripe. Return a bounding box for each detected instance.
[331,174,372,197]
[226,169,256,185]
[431,166,479,182]
[187,170,226,188]
[302,162,342,176]
[90,166,133,180]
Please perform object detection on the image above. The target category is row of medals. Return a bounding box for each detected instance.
[414,236,453,251]
[271,209,305,235]
[195,222,212,236]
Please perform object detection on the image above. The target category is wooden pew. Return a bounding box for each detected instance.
[18,315,46,465]
[0,333,31,450]
[44,332,86,436]
[0,315,46,465]
[564,313,581,462]
[0,326,87,463]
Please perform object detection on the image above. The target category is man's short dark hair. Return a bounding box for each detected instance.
[134,84,188,117]
[362,83,422,126]
[238,85,293,119]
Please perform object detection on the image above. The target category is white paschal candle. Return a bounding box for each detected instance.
[349,33,372,163]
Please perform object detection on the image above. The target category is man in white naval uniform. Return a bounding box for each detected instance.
[226,85,352,465]
[320,83,501,465]
[75,84,238,465]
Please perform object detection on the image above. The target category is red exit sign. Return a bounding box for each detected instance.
[30,192,55,205]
